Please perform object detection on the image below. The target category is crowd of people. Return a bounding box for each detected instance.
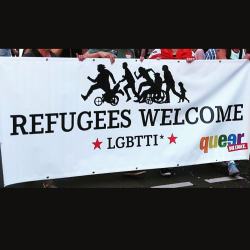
[0,48,250,188]
[1,48,249,60]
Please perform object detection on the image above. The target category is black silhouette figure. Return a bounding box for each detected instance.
[93,82,124,106]
[162,65,181,103]
[82,64,124,106]
[178,82,190,103]
[154,73,164,97]
[138,72,166,104]
[80,63,190,106]
[118,62,139,102]
[134,67,155,100]
[81,64,116,101]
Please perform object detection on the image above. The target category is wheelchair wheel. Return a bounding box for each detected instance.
[94,97,103,106]
[111,96,119,106]
[146,97,153,105]
[153,91,166,104]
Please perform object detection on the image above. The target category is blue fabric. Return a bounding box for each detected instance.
[0,49,12,57]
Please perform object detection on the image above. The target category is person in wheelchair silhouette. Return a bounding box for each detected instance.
[134,67,155,99]
[136,72,166,104]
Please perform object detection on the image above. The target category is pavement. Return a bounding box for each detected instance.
[5,160,250,188]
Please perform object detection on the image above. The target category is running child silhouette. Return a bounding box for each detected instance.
[178,82,190,103]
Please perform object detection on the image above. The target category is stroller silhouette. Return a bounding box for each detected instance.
[145,90,167,104]
[94,83,123,106]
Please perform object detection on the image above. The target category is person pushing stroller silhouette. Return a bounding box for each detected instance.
[162,65,181,103]
[81,64,123,101]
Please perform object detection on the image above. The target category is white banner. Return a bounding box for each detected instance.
[0,57,250,186]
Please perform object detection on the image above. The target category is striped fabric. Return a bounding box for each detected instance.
[205,49,216,60]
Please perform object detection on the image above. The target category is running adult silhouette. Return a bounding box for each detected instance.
[162,65,181,103]
[134,67,155,101]
[118,62,139,102]
[81,64,116,101]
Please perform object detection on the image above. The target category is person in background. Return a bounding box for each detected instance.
[244,49,250,59]
[0,49,12,57]
[18,48,85,58]
[22,48,64,57]
[23,48,58,57]
[22,49,32,56]
[193,48,216,60]
[139,49,155,61]
[148,48,195,62]
[134,49,142,59]
[50,49,63,56]
[11,49,19,57]
[216,48,245,60]
[55,49,87,58]
[194,49,205,59]
[205,49,217,60]
[78,48,136,63]
[78,48,117,63]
